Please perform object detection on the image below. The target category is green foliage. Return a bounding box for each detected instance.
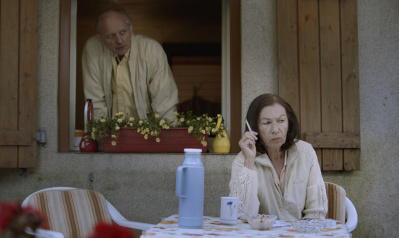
[85,111,227,147]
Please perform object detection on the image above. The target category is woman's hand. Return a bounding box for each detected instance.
[238,131,258,170]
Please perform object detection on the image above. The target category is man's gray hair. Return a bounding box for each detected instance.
[95,9,132,34]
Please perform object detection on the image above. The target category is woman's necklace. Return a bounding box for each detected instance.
[269,152,285,176]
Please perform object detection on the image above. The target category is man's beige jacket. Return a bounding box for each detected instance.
[82,34,178,121]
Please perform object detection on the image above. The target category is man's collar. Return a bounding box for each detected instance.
[112,48,131,59]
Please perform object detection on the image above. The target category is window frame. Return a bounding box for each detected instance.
[58,0,241,153]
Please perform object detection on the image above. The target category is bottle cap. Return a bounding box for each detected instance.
[184,148,202,153]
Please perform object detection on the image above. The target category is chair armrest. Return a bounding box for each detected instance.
[25,228,64,238]
[107,202,154,231]
[114,219,154,231]
[345,197,358,233]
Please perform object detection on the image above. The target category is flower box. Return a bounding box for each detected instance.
[103,127,208,153]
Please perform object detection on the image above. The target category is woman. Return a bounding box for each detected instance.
[229,93,327,220]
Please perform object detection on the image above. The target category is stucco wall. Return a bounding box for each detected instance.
[0,0,398,238]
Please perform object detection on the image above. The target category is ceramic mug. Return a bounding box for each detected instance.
[220,197,245,224]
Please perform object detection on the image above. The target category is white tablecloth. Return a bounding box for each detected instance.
[141,215,351,238]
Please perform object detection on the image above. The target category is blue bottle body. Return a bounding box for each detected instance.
[176,149,204,229]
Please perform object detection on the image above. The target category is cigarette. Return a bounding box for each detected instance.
[246,119,252,132]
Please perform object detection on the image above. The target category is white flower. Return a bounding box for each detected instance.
[160,120,165,126]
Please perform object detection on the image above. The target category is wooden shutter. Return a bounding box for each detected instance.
[0,0,38,168]
[277,0,360,171]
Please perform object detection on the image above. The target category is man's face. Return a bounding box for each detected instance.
[96,12,133,56]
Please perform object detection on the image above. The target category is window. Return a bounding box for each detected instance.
[58,0,242,152]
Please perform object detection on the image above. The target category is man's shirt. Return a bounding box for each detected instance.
[111,49,139,119]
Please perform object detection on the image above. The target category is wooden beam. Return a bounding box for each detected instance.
[0,131,32,145]
[229,0,241,153]
[298,0,322,163]
[277,0,300,117]
[0,0,19,167]
[319,0,342,171]
[58,0,71,152]
[341,0,360,170]
[18,0,38,167]
[305,132,360,149]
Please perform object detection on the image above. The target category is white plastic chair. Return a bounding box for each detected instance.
[345,197,358,233]
[22,187,154,238]
[325,182,358,233]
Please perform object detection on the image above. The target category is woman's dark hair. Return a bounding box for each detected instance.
[246,93,300,153]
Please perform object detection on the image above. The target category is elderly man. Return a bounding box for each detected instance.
[82,9,178,121]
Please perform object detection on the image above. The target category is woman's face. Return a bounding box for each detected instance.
[257,103,289,150]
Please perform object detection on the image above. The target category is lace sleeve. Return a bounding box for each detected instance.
[228,153,260,215]
[303,154,328,219]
